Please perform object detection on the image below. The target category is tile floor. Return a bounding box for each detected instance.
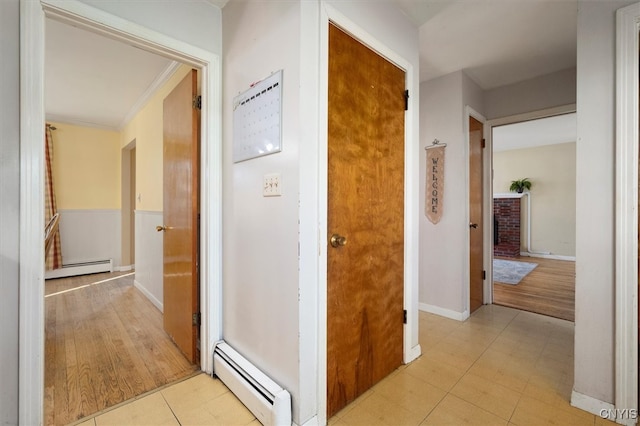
[72,305,616,426]
[71,373,259,426]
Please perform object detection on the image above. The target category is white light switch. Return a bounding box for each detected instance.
[263,173,282,197]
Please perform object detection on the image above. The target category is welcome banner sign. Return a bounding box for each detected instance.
[426,145,445,224]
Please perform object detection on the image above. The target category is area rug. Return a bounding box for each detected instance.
[493,259,538,285]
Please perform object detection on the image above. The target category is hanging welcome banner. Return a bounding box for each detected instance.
[425,141,446,224]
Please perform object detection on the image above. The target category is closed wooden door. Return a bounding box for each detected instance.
[469,116,484,313]
[327,23,406,417]
[161,69,200,363]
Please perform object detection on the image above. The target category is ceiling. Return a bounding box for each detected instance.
[398,0,577,88]
[45,0,577,130]
[45,18,175,129]
[492,113,577,152]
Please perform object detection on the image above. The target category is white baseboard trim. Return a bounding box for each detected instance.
[45,259,113,280]
[116,264,135,272]
[419,303,469,321]
[571,390,616,420]
[405,344,422,364]
[134,279,163,312]
[299,415,318,426]
[519,252,576,261]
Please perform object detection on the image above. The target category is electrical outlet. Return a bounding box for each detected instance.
[263,173,282,197]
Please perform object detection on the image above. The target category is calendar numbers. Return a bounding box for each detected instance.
[233,70,283,162]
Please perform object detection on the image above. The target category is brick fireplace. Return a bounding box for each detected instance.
[493,195,522,258]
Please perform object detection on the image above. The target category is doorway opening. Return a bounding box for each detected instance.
[490,112,577,322]
[122,141,136,269]
[20,2,222,424]
[43,23,202,423]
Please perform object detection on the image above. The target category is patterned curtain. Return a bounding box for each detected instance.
[45,124,62,270]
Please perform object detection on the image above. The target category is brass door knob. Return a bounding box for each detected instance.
[156,225,174,232]
[330,234,347,248]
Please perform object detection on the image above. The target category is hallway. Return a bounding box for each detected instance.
[72,305,612,425]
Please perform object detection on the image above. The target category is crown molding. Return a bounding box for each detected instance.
[118,60,181,130]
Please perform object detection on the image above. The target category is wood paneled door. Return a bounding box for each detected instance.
[469,116,484,313]
[327,23,406,418]
[161,69,200,364]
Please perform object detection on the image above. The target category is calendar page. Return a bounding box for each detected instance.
[232,70,283,163]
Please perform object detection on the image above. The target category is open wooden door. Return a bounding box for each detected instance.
[160,69,200,364]
[469,116,484,313]
[327,23,406,418]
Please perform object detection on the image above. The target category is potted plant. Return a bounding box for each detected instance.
[509,178,532,193]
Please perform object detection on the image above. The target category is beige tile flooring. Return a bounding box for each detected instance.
[71,373,259,426]
[72,305,615,426]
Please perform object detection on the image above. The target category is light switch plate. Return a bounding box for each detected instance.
[263,173,282,197]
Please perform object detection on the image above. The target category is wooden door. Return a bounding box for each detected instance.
[469,116,484,313]
[161,69,200,364]
[327,23,406,417]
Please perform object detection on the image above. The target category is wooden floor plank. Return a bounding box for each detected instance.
[44,272,198,425]
[492,256,575,322]
[44,293,59,425]
[70,287,100,422]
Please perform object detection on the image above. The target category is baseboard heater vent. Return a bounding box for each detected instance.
[213,341,291,426]
[45,259,113,280]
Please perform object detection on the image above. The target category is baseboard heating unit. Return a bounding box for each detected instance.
[213,341,291,426]
[45,259,113,280]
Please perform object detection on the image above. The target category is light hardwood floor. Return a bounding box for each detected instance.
[492,257,575,322]
[44,271,199,425]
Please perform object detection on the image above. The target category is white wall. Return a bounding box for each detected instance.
[419,71,485,319]
[485,67,576,120]
[493,143,577,257]
[222,0,302,422]
[58,209,122,266]
[77,0,222,57]
[134,211,164,310]
[463,71,485,115]
[420,71,468,317]
[0,0,20,422]
[573,0,636,408]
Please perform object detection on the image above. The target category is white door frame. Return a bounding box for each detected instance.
[19,1,222,423]
[307,5,421,424]
[615,3,639,423]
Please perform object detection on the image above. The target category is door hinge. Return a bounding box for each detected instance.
[193,95,202,110]
[482,270,486,280]
[403,309,407,324]
[481,138,486,149]
[192,312,201,326]
[404,90,409,111]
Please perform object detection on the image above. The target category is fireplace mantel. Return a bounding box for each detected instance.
[493,192,527,199]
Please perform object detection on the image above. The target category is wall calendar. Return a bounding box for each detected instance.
[233,70,283,163]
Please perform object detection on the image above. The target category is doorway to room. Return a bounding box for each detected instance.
[490,112,577,322]
[42,13,207,425]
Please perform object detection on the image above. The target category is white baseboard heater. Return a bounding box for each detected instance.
[45,259,113,280]
[213,341,291,426]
